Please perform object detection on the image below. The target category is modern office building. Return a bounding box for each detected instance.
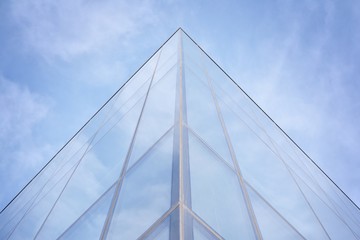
[1,29,359,239]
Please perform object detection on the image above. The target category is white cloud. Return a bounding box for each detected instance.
[0,76,49,145]
[227,1,360,207]
[0,76,52,209]
[11,0,158,61]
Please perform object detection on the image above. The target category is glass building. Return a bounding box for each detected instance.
[1,28,360,240]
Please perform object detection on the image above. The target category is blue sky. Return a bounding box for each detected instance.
[0,0,359,212]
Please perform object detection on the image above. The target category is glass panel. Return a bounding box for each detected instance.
[182,30,360,238]
[110,50,159,115]
[0,133,90,232]
[127,65,177,168]
[155,30,178,72]
[31,96,143,239]
[193,220,220,240]
[182,31,203,68]
[153,52,177,87]
[0,193,34,238]
[142,213,172,240]
[331,187,360,231]
[184,64,233,167]
[106,129,173,239]
[302,155,360,230]
[293,171,359,239]
[246,183,305,240]
[4,169,73,239]
[218,98,330,239]
[188,131,256,240]
[57,184,115,239]
[184,208,221,240]
[290,160,360,237]
[140,206,180,240]
[0,57,154,233]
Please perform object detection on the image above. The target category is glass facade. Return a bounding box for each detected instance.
[1,29,359,240]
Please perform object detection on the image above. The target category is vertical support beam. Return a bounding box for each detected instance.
[170,29,192,240]
[169,30,182,240]
[179,30,193,240]
[178,29,185,240]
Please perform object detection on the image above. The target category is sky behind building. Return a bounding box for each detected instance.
[0,0,359,211]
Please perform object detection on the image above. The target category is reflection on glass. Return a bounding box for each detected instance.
[5,170,73,239]
[184,65,233,167]
[31,96,143,239]
[106,130,173,239]
[142,213,171,240]
[219,97,329,239]
[193,220,220,240]
[246,183,305,240]
[127,65,177,169]
[58,184,115,239]
[293,172,358,239]
[188,131,256,240]
[184,209,221,240]
[2,29,360,240]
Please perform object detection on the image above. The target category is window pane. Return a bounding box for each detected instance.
[184,65,233,167]
[106,129,174,239]
[31,97,143,239]
[142,212,172,240]
[127,65,177,169]
[4,170,73,239]
[219,98,330,239]
[247,183,305,240]
[57,184,115,239]
[185,209,221,240]
[188,131,256,240]
[293,172,359,239]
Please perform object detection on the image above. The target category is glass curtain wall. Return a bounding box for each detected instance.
[1,29,359,240]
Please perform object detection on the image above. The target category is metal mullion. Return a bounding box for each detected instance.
[178,30,192,240]
[169,29,192,240]
[169,30,182,240]
[184,206,224,240]
[186,125,236,173]
[99,49,163,240]
[178,30,185,240]
[56,181,117,239]
[201,57,263,239]
[126,125,174,175]
[137,203,180,240]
